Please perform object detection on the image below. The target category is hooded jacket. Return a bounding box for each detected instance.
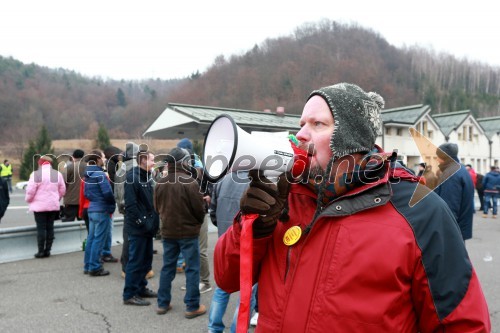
[435,158,475,240]
[25,164,66,212]
[482,170,500,194]
[83,165,115,214]
[214,160,490,332]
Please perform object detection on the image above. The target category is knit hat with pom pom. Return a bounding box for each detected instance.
[308,83,385,159]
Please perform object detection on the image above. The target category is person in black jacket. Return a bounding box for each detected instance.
[0,176,9,223]
[435,143,475,240]
[122,148,159,306]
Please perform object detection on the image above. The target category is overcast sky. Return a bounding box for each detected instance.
[1,1,499,81]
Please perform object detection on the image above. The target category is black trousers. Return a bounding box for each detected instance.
[34,211,58,250]
[62,204,80,222]
[477,189,484,210]
[121,226,129,272]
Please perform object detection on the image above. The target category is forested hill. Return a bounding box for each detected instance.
[1,20,498,142]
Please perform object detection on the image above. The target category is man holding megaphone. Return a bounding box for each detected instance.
[213,83,490,332]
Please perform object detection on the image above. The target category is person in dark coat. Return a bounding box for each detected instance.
[476,173,485,211]
[122,149,159,306]
[482,166,500,218]
[154,147,206,318]
[0,176,9,223]
[434,143,475,240]
[62,149,85,221]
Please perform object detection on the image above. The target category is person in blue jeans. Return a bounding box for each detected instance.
[210,284,258,333]
[482,166,500,218]
[154,147,206,318]
[83,150,116,276]
[207,171,254,332]
[122,149,159,306]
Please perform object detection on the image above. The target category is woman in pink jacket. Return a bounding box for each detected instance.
[25,155,66,258]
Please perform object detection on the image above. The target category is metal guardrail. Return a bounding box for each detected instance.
[0,217,124,264]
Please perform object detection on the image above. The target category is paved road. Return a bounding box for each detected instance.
[0,204,499,331]
[0,232,245,333]
[1,188,123,229]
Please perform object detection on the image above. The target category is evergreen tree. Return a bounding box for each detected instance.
[19,126,55,180]
[19,140,36,180]
[36,126,55,156]
[116,88,127,107]
[96,124,111,150]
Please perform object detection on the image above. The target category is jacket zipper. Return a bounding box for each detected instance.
[284,247,292,282]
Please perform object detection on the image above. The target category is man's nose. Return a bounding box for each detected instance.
[295,127,309,142]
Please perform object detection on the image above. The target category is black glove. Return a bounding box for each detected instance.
[118,203,125,215]
[240,170,291,238]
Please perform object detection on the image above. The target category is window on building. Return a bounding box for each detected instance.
[462,126,468,141]
[458,132,462,140]
[422,121,428,135]
[385,127,391,135]
[396,128,403,136]
[427,130,434,139]
[473,134,479,143]
[469,126,473,142]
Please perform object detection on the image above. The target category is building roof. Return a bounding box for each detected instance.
[477,116,500,139]
[381,104,431,125]
[432,110,471,137]
[143,103,301,140]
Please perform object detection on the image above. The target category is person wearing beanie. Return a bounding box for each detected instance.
[154,147,207,318]
[434,143,475,240]
[25,155,66,258]
[214,83,490,332]
[61,149,86,222]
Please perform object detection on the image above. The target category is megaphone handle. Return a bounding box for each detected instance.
[237,213,259,333]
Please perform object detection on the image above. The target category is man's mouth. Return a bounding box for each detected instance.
[298,143,316,157]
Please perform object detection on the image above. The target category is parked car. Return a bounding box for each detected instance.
[15,181,29,190]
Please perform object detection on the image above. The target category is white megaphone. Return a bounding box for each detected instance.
[203,114,309,182]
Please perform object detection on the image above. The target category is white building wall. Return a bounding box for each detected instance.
[360,114,495,174]
[441,116,490,173]
[490,134,500,168]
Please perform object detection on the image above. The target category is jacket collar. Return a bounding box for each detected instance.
[291,159,419,217]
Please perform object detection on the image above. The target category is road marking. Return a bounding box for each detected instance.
[7,206,29,210]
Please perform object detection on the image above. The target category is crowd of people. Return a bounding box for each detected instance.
[1,81,498,332]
